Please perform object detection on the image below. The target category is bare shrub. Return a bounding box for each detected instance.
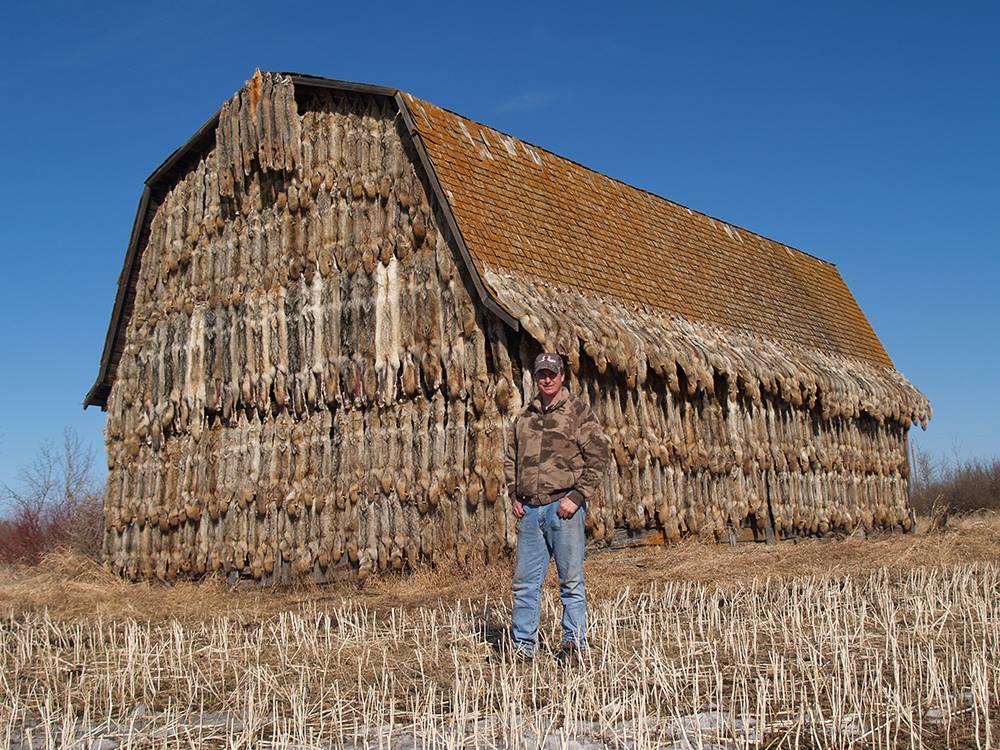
[0,429,104,564]
[910,445,1000,516]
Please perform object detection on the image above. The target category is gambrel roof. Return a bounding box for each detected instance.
[402,92,892,369]
[87,72,926,424]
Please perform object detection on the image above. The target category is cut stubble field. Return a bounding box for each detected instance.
[2,514,998,749]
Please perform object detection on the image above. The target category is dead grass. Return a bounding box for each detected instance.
[588,511,1000,590]
[1,516,998,748]
[2,512,997,624]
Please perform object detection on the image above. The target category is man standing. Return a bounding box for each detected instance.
[504,352,610,661]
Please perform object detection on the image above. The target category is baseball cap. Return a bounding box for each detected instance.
[533,352,564,376]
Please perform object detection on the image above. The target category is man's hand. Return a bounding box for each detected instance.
[512,499,526,519]
[556,496,579,519]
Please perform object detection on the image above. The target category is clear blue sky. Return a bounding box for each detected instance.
[0,1,997,490]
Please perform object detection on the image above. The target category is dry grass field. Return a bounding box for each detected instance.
[2,514,998,749]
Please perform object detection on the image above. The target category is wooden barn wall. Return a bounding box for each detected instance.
[104,78,510,581]
[553,362,911,545]
[487,330,912,547]
[102,74,914,583]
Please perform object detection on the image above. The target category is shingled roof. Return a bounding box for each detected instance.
[88,74,924,418]
[401,92,892,370]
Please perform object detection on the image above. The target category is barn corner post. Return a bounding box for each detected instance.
[87,71,931,584]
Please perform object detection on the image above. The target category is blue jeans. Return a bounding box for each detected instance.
[511,501,587,655]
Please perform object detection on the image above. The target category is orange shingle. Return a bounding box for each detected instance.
[407,91,892,369]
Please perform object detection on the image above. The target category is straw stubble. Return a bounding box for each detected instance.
[2,548,996,748]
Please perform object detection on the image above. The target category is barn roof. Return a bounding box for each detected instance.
[86,73,926,423]
[401,92,891,369]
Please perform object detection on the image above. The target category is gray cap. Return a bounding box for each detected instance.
[533,352,564,375]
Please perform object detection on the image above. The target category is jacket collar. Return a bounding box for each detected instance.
[531,386,570,414]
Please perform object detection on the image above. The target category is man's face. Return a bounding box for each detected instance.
[534,368,564,400]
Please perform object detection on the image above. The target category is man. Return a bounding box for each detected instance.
[504,352,610,661]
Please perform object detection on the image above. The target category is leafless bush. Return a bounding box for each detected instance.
[0,429,104,564]
[910,445,1000,515]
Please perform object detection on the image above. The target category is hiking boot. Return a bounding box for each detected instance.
[509,646,534,664]
[490,641,533,664]
[554,641,585,667]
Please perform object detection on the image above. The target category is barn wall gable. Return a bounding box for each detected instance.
[102,74,516,580]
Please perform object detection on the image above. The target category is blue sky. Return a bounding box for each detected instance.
[0,1,997,490]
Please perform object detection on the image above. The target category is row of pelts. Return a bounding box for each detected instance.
[108,99,474,447]
[575,365,909,479]
[215,70,301,196]
[487,326,911,542]
[130,90,414,320]
[104,392,510,581]
[486,268,932,429]
[573,383,911,541]
[587,461,908,543]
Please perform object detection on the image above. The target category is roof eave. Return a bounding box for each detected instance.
[393,92,519,332]
[83,185,152,410]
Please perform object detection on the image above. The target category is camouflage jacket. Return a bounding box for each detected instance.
[504,387,610,508]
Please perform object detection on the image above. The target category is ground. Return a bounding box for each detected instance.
[2,514,998,749]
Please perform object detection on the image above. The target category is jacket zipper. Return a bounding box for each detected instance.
[535,407,546,496]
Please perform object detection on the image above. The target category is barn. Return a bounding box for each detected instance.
[85,71,931,582]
